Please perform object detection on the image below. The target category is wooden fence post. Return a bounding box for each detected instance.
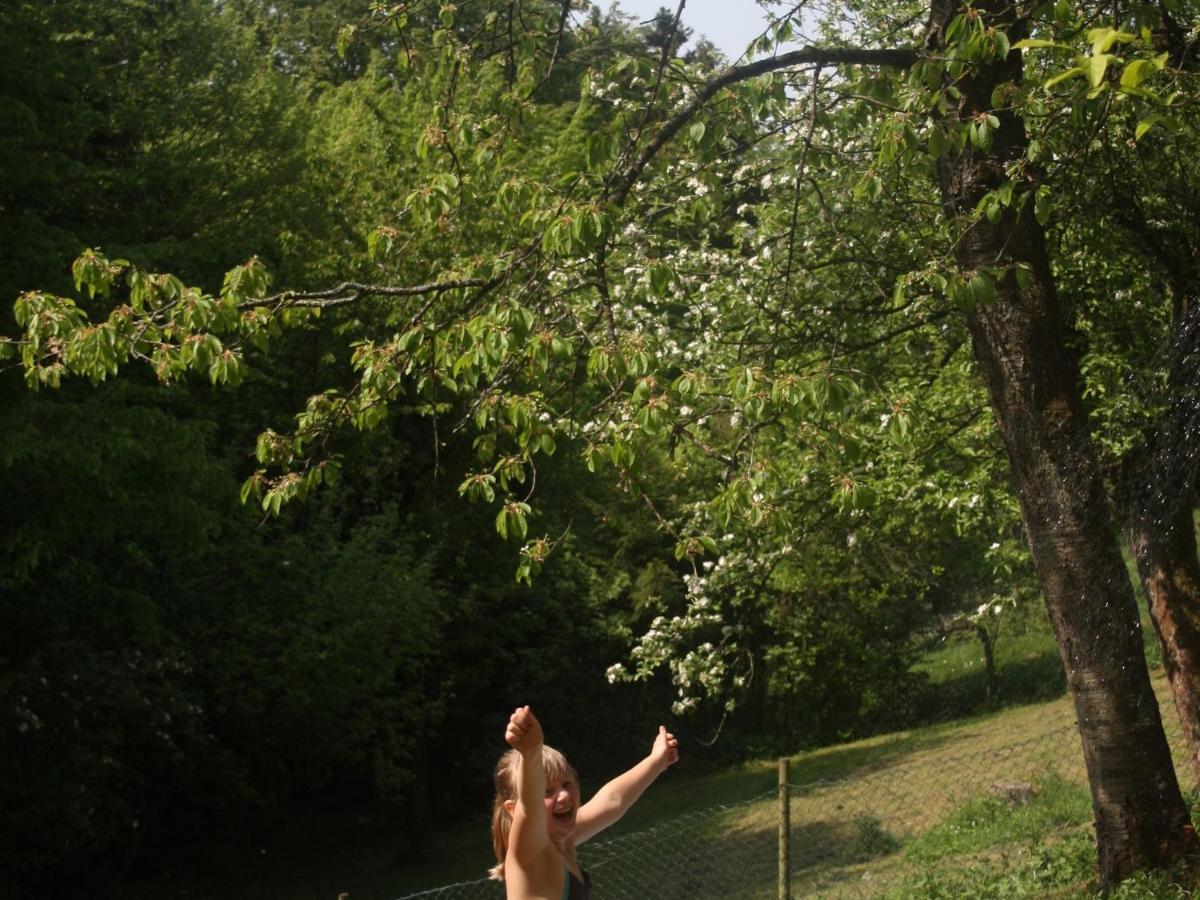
[779,756,791,900]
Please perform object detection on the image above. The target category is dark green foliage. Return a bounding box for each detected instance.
[0,385,230,882]
[0,375,646,892]
[8,0,1196,893]
[0,0,333,308]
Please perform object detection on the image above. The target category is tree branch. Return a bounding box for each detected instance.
[608,44,920,206]
[529,0,575,96]
[240,277,499,310]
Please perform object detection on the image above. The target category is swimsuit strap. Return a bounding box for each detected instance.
[562,866,590,900]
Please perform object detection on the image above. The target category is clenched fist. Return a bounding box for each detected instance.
[505,705,544,755]
[650,724,679,770]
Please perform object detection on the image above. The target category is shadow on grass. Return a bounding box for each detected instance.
[786,726,960,790]
[585,803,903,900]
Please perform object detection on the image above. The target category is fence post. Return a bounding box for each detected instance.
[778,756,791,900]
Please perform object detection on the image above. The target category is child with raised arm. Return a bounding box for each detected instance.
[489,705,679,899]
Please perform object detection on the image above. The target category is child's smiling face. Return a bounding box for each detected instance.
[544,773,580,840]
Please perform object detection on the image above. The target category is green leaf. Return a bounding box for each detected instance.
[322,461,340,488]
[948,277,973,310]
[239,477,256,505]
[1087,27,1136,55]
[1084,54,1112,88]
[1135,117,1156,140]
[1120,59,1154,89]
[1135,113,1163,140]
[928,126,949,159]
[854,173,883,199]
[1034,186,1053,225]
[515,560,533,586]
[648,264,672,298]
[336,24,356,57]
[366,228,393,260]
[688,121,706,144]
[1044,66,1086,89]
[1014,264,1032,291]
[968,122,991,151]
[993,31,1010,60]
[969,271,997,305]
[1013,38,1073,50]
[945,13,966,42]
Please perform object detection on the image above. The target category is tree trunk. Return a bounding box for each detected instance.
[1119,301,1200,782]
[932,4,1199,884]
[974,622,996,704]
[1127,502,1200,782]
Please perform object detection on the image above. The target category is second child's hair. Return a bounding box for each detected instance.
[489,745,575,881]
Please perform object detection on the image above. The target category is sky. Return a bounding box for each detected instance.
[608,1,779,62]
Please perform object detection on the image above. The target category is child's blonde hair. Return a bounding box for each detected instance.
[489,744,575,881]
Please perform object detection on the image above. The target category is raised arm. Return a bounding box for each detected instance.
[505,706,550,866]
[575,725,679,844]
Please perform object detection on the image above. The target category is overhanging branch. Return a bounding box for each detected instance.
[608,44,920,206]
[240,277,499,310]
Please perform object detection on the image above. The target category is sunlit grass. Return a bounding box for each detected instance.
[914,625,1067,718]
[904,774,1091,863]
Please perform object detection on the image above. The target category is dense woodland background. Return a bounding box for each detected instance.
[2,0,1196,896]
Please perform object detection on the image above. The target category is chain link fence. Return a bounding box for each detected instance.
[397,709,1196,899]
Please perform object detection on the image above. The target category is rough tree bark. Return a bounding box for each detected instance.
[931,1,1200,883]
[1120,299,1200,782]
[1127,498,1200,778]
[977,621,996,703]
[1108,175,1200,780]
